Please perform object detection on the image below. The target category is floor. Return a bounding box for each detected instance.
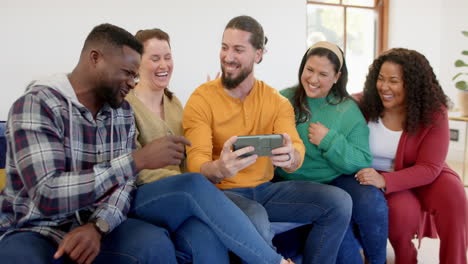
[386,238,440,264]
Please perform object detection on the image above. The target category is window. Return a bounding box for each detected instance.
[306,0,389,93]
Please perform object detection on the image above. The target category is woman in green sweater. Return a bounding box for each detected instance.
[276,41,388,264]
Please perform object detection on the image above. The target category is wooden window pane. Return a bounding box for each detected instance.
[342,0,374,7]
[310,0,341,4]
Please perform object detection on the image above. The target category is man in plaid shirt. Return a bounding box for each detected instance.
[0,23,190,264]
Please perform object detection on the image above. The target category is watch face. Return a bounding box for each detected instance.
[96,218,110,234]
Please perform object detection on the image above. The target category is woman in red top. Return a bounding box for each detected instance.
[355,48,467,264]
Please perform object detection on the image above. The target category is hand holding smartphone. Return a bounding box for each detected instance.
[232,134,283,158]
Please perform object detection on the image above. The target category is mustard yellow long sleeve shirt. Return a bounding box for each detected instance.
[183,78,305,189]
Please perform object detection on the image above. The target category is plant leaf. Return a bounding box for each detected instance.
[456,80,468,90]
[463,31,468,37]
[455,60,468,67]
[453,72,466,80]
[463,51,468,56]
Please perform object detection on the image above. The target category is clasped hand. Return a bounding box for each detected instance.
[308,121,329,146]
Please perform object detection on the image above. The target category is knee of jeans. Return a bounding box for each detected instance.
[243,202,269,224]
[0,233,56,264]
[353,187,388,218]
[329,188,353,221]
[241,203,273,239]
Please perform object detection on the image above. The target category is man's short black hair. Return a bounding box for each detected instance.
[83,23,143,55]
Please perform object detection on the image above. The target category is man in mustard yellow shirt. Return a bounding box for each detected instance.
[183,15,352,264]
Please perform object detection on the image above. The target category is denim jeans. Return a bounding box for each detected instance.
[173,217,229,264]
[224,180,353,264]
[330,174,388,264]
[0,218,177,264]
[130,173,284,264]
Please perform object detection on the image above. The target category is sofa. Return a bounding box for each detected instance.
[0,119,310,262]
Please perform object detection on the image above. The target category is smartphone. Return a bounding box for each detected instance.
[232,134,283,158]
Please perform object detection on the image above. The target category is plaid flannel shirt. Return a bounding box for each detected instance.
[0,81,138,244]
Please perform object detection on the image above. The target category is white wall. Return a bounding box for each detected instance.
[1,0,467,120]
[388,0,442,75]
[0,0,307,120]
[440,0,468,106]
[388,0,468,107]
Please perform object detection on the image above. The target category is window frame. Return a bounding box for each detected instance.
[306,0,389,57]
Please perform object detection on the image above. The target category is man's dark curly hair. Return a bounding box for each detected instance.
[361,48,447,133]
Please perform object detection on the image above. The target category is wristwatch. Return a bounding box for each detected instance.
[92,218,110,235]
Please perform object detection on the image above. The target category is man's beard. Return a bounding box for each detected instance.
[221,64,252,90]
[96,84,122,109]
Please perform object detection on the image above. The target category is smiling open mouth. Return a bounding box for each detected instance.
[156,72,168,77]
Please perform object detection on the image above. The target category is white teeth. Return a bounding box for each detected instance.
[308,84,319,89]
[383,94,393,99]
[156,72,168,77]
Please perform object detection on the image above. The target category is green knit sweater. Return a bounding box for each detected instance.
[277,87,372,183]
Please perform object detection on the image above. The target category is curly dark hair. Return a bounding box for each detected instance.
[134,28,174,100]
[293,46,349,124]
[361,48,447,133]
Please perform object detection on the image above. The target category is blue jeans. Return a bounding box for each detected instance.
[330,174,388,264]
[173,217,229,263]
[224,181,353,264]
[130,173,284,264]
[0,218,177,264]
